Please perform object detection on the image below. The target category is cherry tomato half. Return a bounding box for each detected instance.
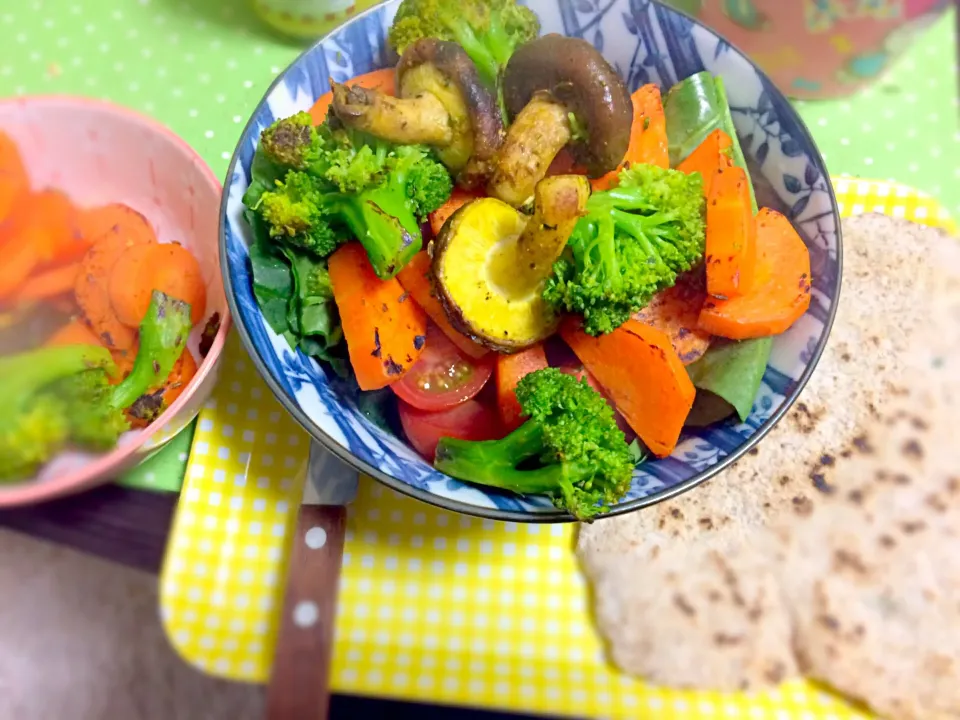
[398,399,502,461]
[391,324,494,412]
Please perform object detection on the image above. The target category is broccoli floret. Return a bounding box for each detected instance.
[0,344,113,482]
[388,0,539,91]
[254,122,453,278]
[109,291,193,411]
[0,397,69,483]
[260,171,344,258]
[543,164,706,335]
[259,111,325,171]
[434,368,633,520]
[0,292,192,483]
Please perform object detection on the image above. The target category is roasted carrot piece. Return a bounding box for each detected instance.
[109,242,206,328]
[396,251,488,359]
[495,343,550,431]
[698,208,812,340]
[159,348,198,408]
[0,236,40,302]
[0,189,78,293]
[308,68,398,126]
[27,189,79,264]
[328,242,428,391]
[561,318,696,457]
[428,188,481,238]
[633,280,713,365]
[677,128,734,197]
[107,243,156,328]
[705,165,756,299]
[592,85,670,191]
[44,318,104,349]
[49,295,78,315]
[75,230,157,350]
[0,130,28,224]
[15,261,82,303]
[76,203,157,247]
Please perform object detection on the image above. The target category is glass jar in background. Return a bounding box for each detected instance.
[661,0,950,99]
[252,0,381,40]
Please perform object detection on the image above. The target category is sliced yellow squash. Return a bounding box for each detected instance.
[433,175,590,352]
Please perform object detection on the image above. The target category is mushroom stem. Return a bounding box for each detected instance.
[489,174,591,297]
[331,81,453,146]
[487,94,572,208]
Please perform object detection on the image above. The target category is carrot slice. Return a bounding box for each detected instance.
[561,317,696,457]
[76,203,156,247]
[109,242,206,328]
[634,280,713,365]
[28,189,79,264]
[427,188,482,238]
[496,344,549,431]
[160,348,198,408]
[328,242,428,391]
[107,243,156,327]
[0,130,28,224]
[698,208,812,340]
[0,189,78,295]
[677,128,734,197]
[0,236,40,302]
[705,165,756,299]
[44,318,104,349]
[49,295,78,315]
[592,85,670,191]
[396,251,488,359]
[75,229,157,350]
[308,68,398,126]
[15,261,82,303]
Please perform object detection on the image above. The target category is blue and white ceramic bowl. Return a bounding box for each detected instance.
[221,0,841,522]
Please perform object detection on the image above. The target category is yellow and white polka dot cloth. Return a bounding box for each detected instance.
[161,179,953,719]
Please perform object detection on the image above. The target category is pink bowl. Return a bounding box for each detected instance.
[0,96,230,506]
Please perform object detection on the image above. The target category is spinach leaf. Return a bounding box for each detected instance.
[285,250,342,343]
[685,337,772,423]
[663,72,757,212]
[280,248,350,378]
[628,438,648,466]
[288,251,340,339]
[243,146,286,208]
[243,163,352,382]
[684,389,738,428]
[246,209,294,336]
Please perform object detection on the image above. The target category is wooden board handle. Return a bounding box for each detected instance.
[265,503,346,720]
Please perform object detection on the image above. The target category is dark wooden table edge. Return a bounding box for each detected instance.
[0,486,570,719]
[0,484,178,573]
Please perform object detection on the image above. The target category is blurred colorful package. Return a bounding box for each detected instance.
[663,0,949,99]
[252,0,382,40]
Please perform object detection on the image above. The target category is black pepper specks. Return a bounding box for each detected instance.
[384,356,404,376]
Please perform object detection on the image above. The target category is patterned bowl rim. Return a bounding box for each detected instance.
[219,0,843,523]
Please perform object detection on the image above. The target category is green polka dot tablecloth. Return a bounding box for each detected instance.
[0,0,956,492]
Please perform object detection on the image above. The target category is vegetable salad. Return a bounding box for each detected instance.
[243,0,812,520]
